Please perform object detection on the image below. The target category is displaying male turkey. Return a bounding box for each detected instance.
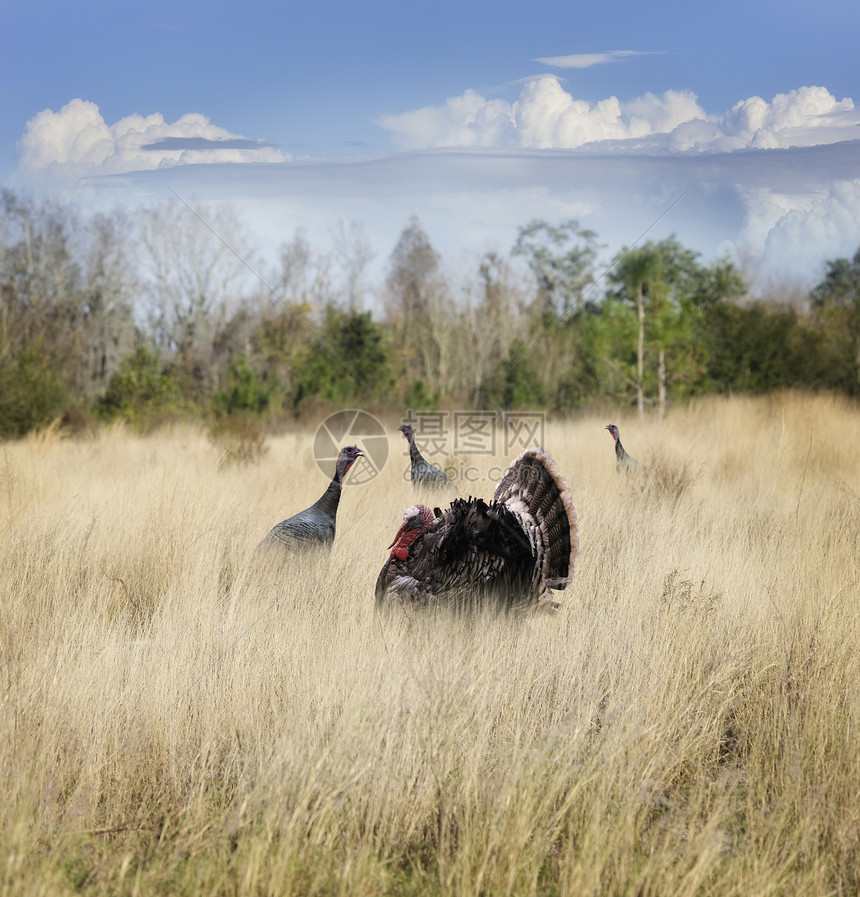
[399,423,455,490]
[605,424,642,472]
[257,445,363,554]
[375,446,577,610]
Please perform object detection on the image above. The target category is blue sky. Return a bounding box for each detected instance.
[2,0,859,289]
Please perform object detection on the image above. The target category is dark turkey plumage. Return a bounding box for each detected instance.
[375,446,577,610]
[605,424,642,472]
[399,424,455,490]
[257,445,363,554]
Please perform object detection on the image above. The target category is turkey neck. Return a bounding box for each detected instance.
[408,437,424,465]
[312,467,345,518]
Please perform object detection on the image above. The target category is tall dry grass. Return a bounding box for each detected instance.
[1,393,859,896]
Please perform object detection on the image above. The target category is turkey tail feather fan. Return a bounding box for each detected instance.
[376,446,577,610]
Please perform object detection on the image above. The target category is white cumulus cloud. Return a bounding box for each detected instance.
[378,78,859,154]
[379,77,709,150]
[376,89,517,149]
[713,86,857,151]
[16,98,289,182]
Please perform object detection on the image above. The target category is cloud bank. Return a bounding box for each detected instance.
[19,84,857,181]
[16,98,289,182]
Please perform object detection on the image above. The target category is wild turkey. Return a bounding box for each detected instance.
[257,445,363,553]
[605,424,642,472]
[375,446,577,610]
[399,424,455,490]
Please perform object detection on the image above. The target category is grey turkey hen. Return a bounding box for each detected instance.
[605,424,642,472]
[399,424,455,490]
[375,446,577,610]
[257,445,363,554]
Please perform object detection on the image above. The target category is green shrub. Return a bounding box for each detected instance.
[96,346,180,431]
[208,357,281,465]
[403,378,440,411]
[212,356,280,417]
[0,345,67,438]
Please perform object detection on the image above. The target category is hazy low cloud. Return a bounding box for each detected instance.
[90,140,860,290]
[378,79,858,153]
[16,99,289,181]
[534,50,651,69]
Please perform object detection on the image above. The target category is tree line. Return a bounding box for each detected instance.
[1,187,859,439]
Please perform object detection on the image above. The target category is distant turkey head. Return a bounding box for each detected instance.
[387,504,436,560]
[398,424,414,444]
[605,424,620,443]
[337,445,364,480]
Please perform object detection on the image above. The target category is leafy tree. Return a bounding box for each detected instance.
[548,304,616,412]
[687,258,747,310]
[565,297,633,404]
[512,219,599,319]
[609,246,664,417]
[608,238,745,414]
[698,301,827,393]
[482,337,547,410]
[293,306,392,407]
[249,300,315,400]
[505,221,602,413]
[810,248,860,393]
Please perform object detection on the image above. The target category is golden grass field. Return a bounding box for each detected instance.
[1,392,859,896]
